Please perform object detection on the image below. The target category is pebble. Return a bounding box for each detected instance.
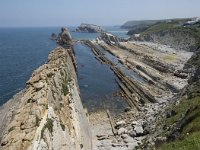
[116,120,126,128]
[34,81,44,90]
[133,125,144,136]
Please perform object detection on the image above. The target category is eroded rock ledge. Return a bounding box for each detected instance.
[0,29,92,150]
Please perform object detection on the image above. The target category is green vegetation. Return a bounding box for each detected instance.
[141,22,199,37]
[41,118,54,138]
[8,127,15,133]
[62,83,69,96]
[137,19,200,43]
[60,122,65,131]
[156,47,200,149]
[188,50,200,66]
[60,70,64,76]
[157,89,200,150]
[47,72,54,78]
[35,115,41,127]
[142,22,175,34]
[157,133,200,150]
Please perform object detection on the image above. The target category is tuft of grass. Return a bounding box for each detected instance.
[60,70,64,76]
[35,115,41,127]
[60,122,65,131]
[8,127,15,133]
[47,72,54,78]
[41,118,54,138]
[62,83,69,96]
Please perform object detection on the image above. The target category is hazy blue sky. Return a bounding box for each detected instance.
[0,0,200,27]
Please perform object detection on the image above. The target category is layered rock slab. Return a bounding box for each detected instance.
[0,30,92,150]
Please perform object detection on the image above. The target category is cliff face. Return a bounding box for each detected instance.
[132,29,200,52]
[0,29,91,150]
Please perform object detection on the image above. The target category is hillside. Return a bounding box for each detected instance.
[121,18,191,29]
[125,18,200,150]
[121,20,160,29]
[130,18,200,51]
[155,49,200,150]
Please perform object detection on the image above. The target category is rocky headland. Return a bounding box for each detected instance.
[0,28,92,150]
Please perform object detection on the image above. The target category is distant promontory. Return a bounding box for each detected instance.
[76,23,104,33]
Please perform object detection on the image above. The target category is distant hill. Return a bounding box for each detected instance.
[129,18,200,52]
[121,20,161,29]
[121,18,191,29]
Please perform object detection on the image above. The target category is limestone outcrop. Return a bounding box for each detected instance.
[0,28,92,150]
[76,24,104,33]
[131,29,199,52]
[98,32,126,46]
[57,27,73,48]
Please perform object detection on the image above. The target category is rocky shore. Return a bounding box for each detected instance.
[81,32,194,149]
[0,28,92,150]
[0,22,198,150]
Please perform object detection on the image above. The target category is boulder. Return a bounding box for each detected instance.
[117,127,128,135]
[128,130,137,137]
[133,124,144,136]
[115,120,126,128]
[33,82,44,90]
[100,32,120,45]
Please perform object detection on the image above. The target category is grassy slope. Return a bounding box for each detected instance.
[140,20,200,38]
[139,19,200,150]
[125,19,200,149]
[156,50,200,150]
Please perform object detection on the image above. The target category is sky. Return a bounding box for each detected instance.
[0,0,200,27]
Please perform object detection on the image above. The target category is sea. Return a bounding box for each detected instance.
[0,26,128,112]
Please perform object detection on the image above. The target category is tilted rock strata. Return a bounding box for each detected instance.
[0,46,92,150]
[132,29,199,52]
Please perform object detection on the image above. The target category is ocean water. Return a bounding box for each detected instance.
[0,26,128,108]
[69,26,128,39]
[0,27,60,105]
[74,44,127,112]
